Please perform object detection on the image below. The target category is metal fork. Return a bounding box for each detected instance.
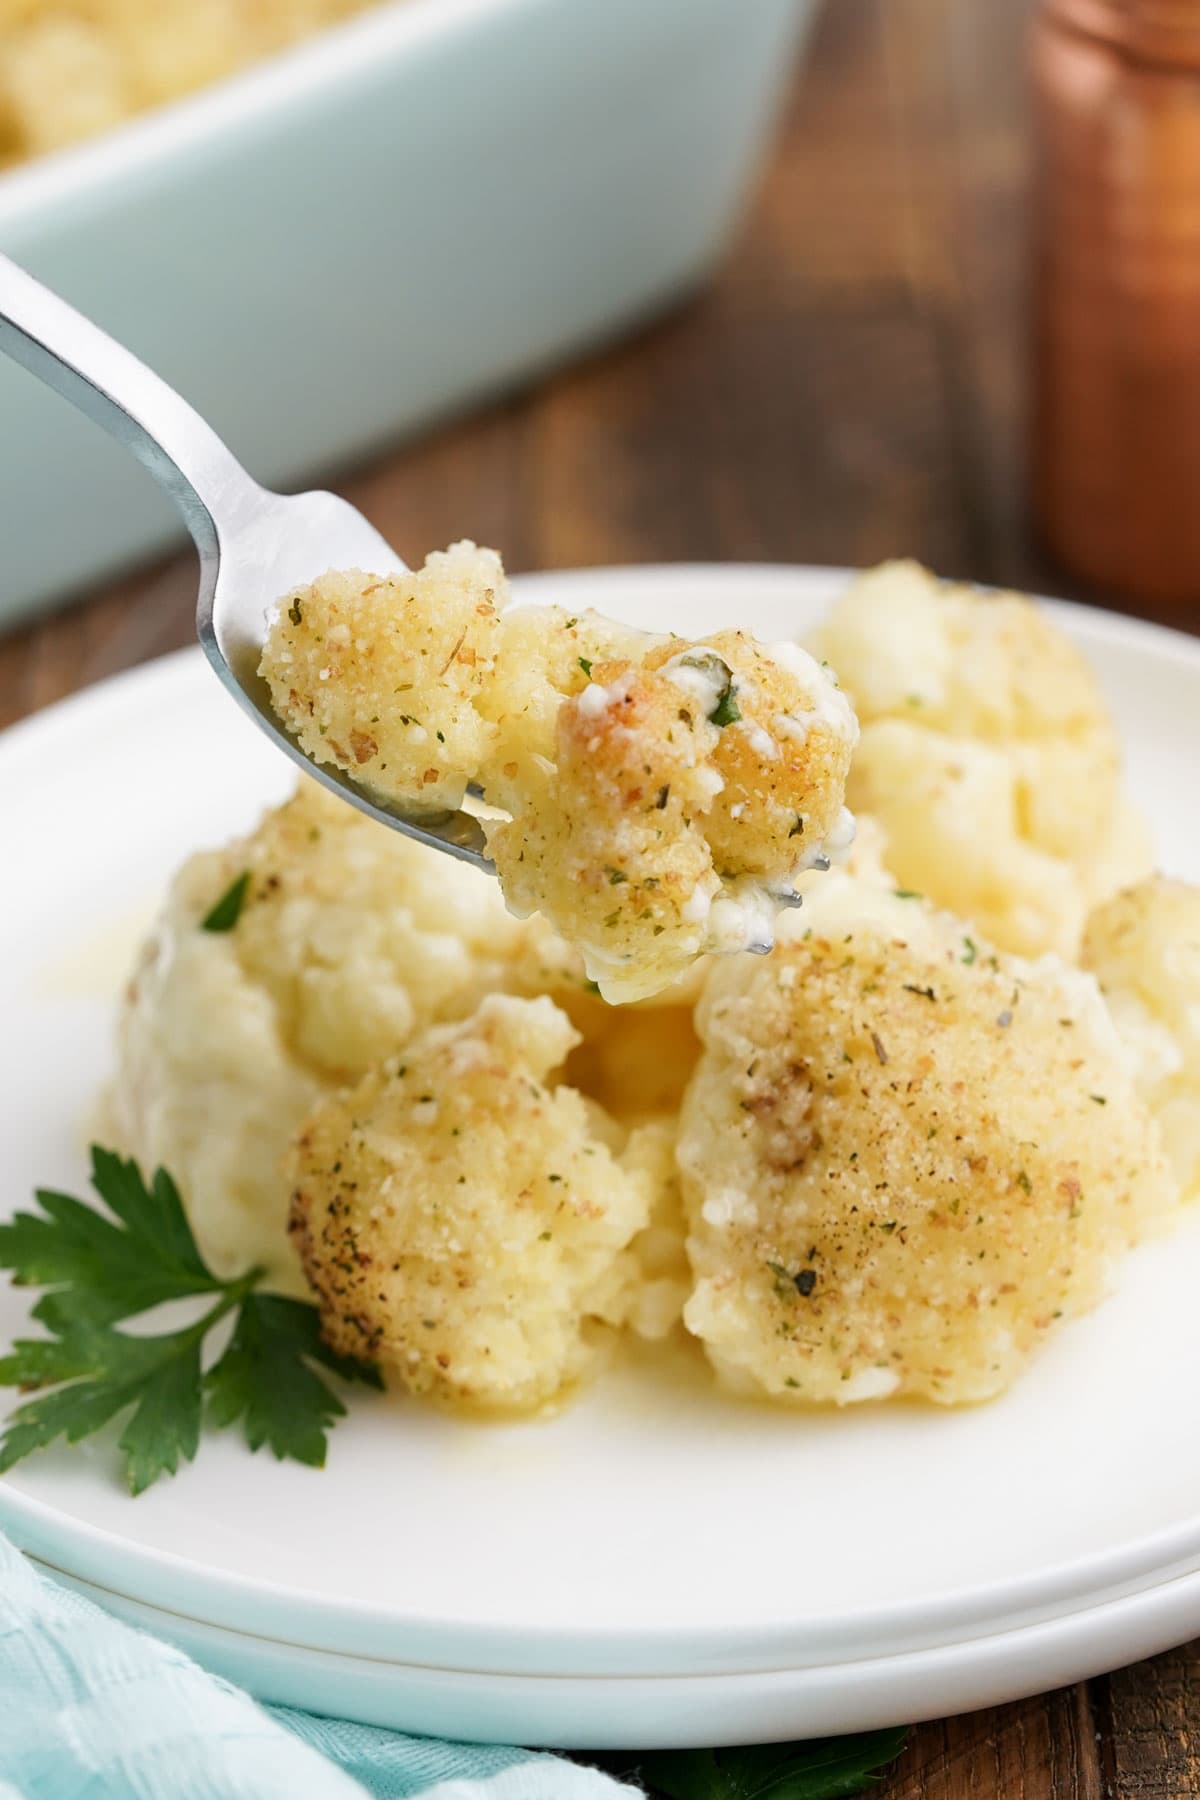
[0,253,491,868]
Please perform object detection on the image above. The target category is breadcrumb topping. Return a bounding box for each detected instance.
[260,545,859,1001]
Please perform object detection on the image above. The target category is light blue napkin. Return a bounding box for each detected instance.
[0,1531,639,1800]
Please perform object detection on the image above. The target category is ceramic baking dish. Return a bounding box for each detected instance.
[0,0,817,626]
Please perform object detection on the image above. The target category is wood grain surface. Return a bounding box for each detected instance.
[3,1,1198,1793]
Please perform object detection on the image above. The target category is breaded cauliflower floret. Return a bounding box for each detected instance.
[109,781,531,1292]
[677,875,1172,1407]
[480,602,651,773]
[286,996,654,1412]
[488,631,857,1003]
[261,542,507,815]
[813,561,1150,957]
[1083,877,1200,1202]
[261,551,858,1004]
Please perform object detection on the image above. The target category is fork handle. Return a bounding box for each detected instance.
[0,253,261,562]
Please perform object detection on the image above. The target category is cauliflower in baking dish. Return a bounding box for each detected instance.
[1083,877,1200,1203]
[109,780,532,1292]
[259,544,859,1003]
[286,995,655,1411]
[0,0,381,165]
[812,561,1151,958]
[677,874,1172,1407]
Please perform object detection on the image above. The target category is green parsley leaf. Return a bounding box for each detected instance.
[207,1293,381,1469]
[0,1149,378,1493]
[893,889,922,901]
[0,1148,217,1326]
[287,595,303,626]
[201,871,250,932]
[578,656,593,678]
[961,935,978,965]
[0,1313,206,1495]
[711,681,741,729]
[632,1728,908,1799]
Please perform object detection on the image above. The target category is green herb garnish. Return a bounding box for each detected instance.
[578,657,593,678]
[287,596,303,626]
[961,936,978,965]
[628,1728,908,1799]
[893,889,922,901]
[201,871,250,933]
[766,1261,818,1301]
[711,682,741,728]
[0,1148,380,1494]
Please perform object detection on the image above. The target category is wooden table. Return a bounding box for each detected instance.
[2,2,1195,1794]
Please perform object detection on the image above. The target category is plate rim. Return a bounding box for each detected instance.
[4,560,1200,1681]
[27,1553,1200,1748]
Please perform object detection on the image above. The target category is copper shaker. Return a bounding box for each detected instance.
[1032,0,1200,612]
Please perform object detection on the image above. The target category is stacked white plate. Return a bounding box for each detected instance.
[3,566,1200,1748]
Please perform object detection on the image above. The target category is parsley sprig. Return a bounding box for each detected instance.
[0,1147,380,1494]
[611,1728,908,1799]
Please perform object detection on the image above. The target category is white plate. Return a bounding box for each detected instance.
[30,1559,1200,1749]
[3,564,1200,1747]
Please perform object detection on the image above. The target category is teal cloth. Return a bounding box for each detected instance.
[0,1531,639,1800]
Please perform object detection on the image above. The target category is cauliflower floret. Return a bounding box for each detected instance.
[487,631,857,1003]
[812,561,1151,957]
[0,15,128,157]
[109,909,322,1299]
[620,1115,691,1343]
[286,996,654,1411]
[261,552,858,1004]
[479,602,651,773]
[1083,877,1200,1202]
[260,542,507,816]
[677,874,1172,1406]
[109,781,531,1291]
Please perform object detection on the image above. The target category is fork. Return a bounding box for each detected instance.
[0,253,491,868]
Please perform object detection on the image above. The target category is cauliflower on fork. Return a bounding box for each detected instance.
[260,541,506,816]
[260,544,859,1002]
[485,632,858,1002]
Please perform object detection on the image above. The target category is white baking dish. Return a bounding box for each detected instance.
[0,0,817,627]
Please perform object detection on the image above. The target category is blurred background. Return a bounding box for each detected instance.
[0,0,1192,697]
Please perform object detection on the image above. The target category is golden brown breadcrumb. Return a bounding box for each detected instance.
[677,875,1173,1405]
[286,995,654,1411]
